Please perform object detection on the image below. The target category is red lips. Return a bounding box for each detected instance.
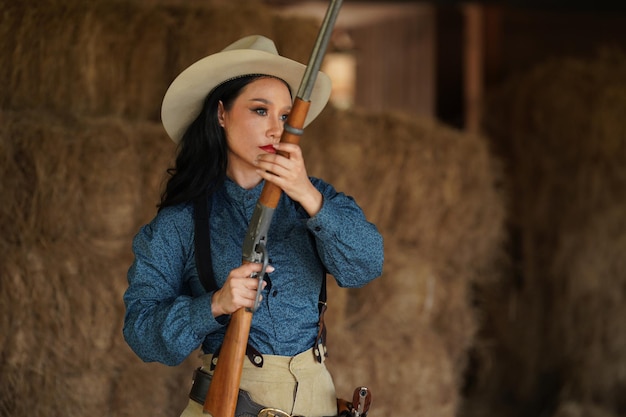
[259,145,276,154]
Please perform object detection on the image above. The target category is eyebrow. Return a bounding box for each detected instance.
[249,98,291,110]
[249,98,271,104]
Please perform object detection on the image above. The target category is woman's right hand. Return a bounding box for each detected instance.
[210,262,272,317]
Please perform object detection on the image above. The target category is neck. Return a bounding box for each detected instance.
[227,167,262,190]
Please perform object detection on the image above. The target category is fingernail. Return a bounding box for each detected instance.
[266,265,275,273]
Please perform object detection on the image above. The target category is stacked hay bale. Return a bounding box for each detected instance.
[304,108,505,416]
[0,113,179,416]
[475,49,626,417]
[0,0,505,416]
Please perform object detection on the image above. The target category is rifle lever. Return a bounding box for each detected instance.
[249,242,269,313]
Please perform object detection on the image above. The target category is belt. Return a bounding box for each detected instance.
[190,368,293,417]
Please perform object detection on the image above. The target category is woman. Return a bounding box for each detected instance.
[123,35,384,417]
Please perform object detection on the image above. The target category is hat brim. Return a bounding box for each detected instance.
[161,49,332,143]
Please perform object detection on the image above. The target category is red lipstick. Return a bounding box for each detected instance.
[259,145,276,154]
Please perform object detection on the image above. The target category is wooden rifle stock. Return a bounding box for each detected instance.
[203,308,252,417]
[204,1,343,415]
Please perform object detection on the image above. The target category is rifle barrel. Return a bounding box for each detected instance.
[297,0,344,102]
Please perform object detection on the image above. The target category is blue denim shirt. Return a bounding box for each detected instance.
[123,177,383,366]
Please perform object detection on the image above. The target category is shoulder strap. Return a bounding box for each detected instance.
[193,194,217,293]
[314,274,328,363]
[319,276,327,307]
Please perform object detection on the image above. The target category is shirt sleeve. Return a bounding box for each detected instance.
[122,204,225,366]
[306,178,384,288]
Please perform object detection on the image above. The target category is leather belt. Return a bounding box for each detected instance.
[189,368,292,417]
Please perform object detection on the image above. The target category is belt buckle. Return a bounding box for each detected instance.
[258,408,292,417]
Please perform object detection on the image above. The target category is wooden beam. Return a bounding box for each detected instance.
[463,3,484,134]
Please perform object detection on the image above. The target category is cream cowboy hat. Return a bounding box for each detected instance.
[161,35,332,143]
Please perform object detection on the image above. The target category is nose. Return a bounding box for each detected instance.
[267,117,284,142]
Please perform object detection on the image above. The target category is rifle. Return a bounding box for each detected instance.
[203,1,344,416]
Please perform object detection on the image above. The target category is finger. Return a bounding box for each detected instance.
[256,153,293,173]
[238,261,267,277]
[273,142,302,157]
[245,266,274,284]
[256,165,287,183]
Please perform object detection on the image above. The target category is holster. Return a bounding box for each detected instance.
[189,368,291,417]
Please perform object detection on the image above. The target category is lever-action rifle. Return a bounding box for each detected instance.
[203,1,344,416]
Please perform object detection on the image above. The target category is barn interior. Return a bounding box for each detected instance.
[1,0,625,417]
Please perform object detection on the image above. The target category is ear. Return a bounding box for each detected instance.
[217,101,226,127]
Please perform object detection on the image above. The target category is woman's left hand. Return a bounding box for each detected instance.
[255,142,323,216]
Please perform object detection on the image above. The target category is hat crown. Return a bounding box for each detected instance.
[222,35,279,56]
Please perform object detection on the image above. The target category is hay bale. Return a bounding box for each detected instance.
[0,110,192,417]
[551,205,626,409]
[0,0,273,119]
[477,48,626,415]
[0,110,172,253]
[325,252,461,417]
[303,107,505,416]
[553,401,617,417]
[305,108,504,280]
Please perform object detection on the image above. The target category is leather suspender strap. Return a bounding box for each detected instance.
[314,272,328,362]
[193,194,217,293]
[314,290,328,362]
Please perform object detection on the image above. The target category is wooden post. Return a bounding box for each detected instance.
[463,3,483,134]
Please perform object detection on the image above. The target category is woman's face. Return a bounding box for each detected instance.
[218,77,292,186]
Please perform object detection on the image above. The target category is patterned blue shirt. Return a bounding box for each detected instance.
[123,177,383,366]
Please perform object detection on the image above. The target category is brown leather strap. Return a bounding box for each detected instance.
[210,343,264,370]
[314,301,328,362]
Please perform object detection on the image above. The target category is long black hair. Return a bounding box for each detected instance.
[158,74,268,211]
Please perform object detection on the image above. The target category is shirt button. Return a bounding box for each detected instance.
[272,290,278,297]
[314,226,321,232]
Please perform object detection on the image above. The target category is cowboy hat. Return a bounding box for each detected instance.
[161,35,332,143]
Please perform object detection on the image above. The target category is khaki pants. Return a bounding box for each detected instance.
[180,348,337,417]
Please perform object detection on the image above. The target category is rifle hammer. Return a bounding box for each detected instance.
[351,387,371,417]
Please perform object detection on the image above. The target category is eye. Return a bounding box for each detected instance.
[280,113,289,122]
[254,107,268,116]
